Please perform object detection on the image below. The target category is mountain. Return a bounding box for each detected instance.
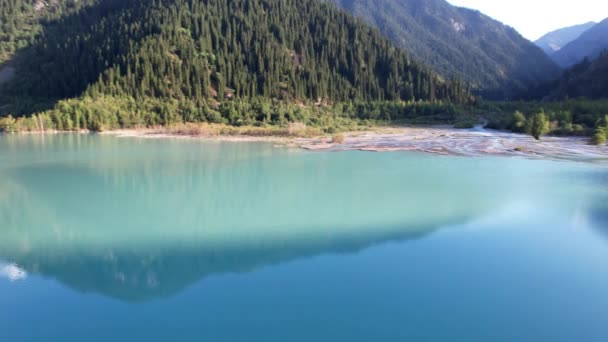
[327,0,562,98]
[534,22,596,55]
[0,0,469,122]
[551,18,608,67]
[527,51,608,101]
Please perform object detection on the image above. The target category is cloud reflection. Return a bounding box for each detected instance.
[0,263,27,281]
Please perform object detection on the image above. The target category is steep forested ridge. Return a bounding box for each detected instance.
[551,18,608,68]
[523,51,608,101]
[534,22,596,56]
[0,0,470,120]
[0,0,86,64]
[327,0,562,99]
[551,52,608,100]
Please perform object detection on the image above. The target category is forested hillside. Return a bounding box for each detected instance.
[0,0,472,132]
[524,51,608,101]
[0,0,87,64]
[328,0,561,98]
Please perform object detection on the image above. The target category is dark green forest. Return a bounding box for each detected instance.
[0,0,473,132]
[0,0,607,143]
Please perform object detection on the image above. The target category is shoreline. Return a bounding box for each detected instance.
[101,128,292,143]
[101,126,608,161]
[4,126,608,161]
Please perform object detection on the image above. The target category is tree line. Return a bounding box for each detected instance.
[0,95,472,133]
[0,0,472,127]
[484,100,608,144]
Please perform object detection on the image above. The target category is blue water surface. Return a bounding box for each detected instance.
[1,134,607,341]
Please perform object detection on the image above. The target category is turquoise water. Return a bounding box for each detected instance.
[1,134,607,341]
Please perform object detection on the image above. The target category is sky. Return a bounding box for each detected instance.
[447,0,608,41]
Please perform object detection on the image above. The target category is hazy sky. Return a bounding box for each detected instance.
[447,0,608,41]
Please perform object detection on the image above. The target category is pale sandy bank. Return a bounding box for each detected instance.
[103,126,608,161]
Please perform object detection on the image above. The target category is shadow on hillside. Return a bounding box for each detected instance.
[0,0,147,116]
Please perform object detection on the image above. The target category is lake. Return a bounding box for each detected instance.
[1,134,607,341]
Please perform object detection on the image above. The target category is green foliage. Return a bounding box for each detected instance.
[484,100,608,139]
[0,112,53,132]
[0,0,40,63]
[0,115,16,132]
[1,0,471,112]
[0,0,87,64]
[511,111,527,133]
[453,119,476,129]
[526,111,549,140]
[1,95,471,133]
[590,115,608,145]
[590,128,607,145]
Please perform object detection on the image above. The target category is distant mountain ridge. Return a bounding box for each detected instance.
[551,18,608,67]
[523,51,608,101]
[534,22,596,55]
[554,51,608,100]
[328,0,562,99]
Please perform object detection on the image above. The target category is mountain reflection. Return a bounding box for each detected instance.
[0,134,605,302]
[1,222,449,302]
[0,166,471,302]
